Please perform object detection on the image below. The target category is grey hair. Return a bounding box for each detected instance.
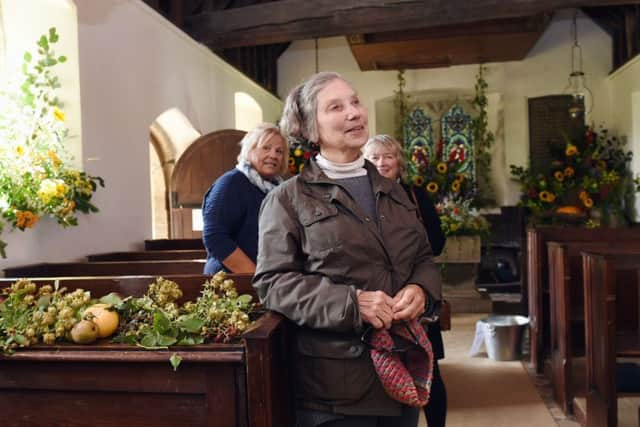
[279,71,347,145]
[237,123,289,176]
[363,134,407,179]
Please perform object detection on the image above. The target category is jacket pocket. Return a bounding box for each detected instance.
[299,203,343,252]
[295,335,376,403]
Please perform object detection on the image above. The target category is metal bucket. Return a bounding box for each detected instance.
[480,315,529,361]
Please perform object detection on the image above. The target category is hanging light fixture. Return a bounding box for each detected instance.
[564,11,593,119]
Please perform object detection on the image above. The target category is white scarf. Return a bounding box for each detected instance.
[235,160,283,194]
[316,154,368,179]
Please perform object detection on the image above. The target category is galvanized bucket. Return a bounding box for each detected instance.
[480,315,529,361]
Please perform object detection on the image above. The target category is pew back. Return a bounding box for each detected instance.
[3,260,207,278]
[527,226,640,373]
[582,251,640,427]
[87,250,207,262]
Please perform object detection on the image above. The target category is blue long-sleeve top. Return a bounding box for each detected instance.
[201,168,266,274]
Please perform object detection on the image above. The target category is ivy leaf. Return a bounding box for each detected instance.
[24,52,32,62]
[38,35,48,49]
[156,333,177,347]
[153,310,172,334]
[169,353,182,371]
[99,292,123,307]
[175,315,204,333]
[58,55,67,63]
[177,335,204,346]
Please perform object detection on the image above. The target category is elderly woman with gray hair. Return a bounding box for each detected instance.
[254,72,442,427]
[202,123,288,275]
[364,134,447,427]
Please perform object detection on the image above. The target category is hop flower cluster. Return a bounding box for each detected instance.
[0,28,104,257]
[510,124,638,227]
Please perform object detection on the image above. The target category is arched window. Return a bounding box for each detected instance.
[234,92,262,131]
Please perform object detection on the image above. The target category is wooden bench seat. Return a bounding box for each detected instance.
[579,251,640,427]
[145,238,204,251]
[0,273,290,427]
[3,260,207,278]
[526,226,640,374]
[87,249,207,262]
[546,242,640,414]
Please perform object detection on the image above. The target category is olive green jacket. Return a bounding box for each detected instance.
[253,158,441,416]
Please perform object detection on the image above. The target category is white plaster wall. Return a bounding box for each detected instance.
[278,10,612,206]
[606,54,640,215]
[0,0,282,271]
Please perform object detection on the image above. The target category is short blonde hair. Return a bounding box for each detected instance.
[363,134,407,179]
[237,123,289,176]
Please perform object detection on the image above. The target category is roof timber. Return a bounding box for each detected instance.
[186,0,640,48]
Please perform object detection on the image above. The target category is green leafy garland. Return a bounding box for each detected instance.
[470,64,495,206]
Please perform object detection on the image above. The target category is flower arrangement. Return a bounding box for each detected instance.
[0,28,104,257]
[510,124,638,228]
[436,198,490,238]
[287,138,315,176]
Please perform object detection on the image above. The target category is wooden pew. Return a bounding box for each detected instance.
[580,251,640,427]
[145,238,204,251]
[547,241,640,414]
[0,273,294,427]
[527,226,640,374]
[3,260,206,277]
[87,249,207,262]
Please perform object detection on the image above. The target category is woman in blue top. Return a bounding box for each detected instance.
[202,123,288,274]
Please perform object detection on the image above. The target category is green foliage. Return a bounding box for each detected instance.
[471,64,495,206]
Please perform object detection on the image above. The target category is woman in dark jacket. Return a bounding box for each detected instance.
[253,72,442,427]
[364,134,448,427]
[201,123,288,274]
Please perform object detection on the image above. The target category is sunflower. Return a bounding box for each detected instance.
[426,182,439,193]
[539,191,556,203]
[288,157,295,165]
[293,149,303,157]
[436,163,448,174]
[412,175,425,186]
[451,180,461,192]
[579,190,588,200]
[563,166,575,177]
[565,144,578,156]
[583,197,594,208]
[554,171,564,182]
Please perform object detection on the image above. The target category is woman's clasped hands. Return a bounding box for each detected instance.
[357,284,426,329]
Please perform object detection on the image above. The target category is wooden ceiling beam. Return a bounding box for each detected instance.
[187,0,640,48]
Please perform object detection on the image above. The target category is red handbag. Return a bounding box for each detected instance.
[367,319,434,407]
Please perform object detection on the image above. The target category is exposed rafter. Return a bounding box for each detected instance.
[187,0,639,48]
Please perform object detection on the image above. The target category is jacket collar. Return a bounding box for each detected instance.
[300,156,394,195]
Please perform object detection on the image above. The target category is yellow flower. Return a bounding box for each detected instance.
[15,145,24,156]
[298,164,304,172]
[456,173,465,182]
[563,167,575,177]
[539,191,556,203]
[554,171,564,182]
[436,163,448,174]
[579,190,588,200]
[294,149,303,157]
[565,144,578,156]
[426,182,439,193]
[288,157,295,165]
[412,175,424,186]
[48,150,61,167]
[60,200,76,216]
[38,179,67,203]
[583,197,594,208]
[16,211,39,229]
[451,180,461,192]
[53,106,65,122]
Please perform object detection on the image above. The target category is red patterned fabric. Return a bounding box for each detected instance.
[369,319,434,407]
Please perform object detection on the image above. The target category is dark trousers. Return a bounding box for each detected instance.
[424,361,447,427]
[316,405,419,427]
